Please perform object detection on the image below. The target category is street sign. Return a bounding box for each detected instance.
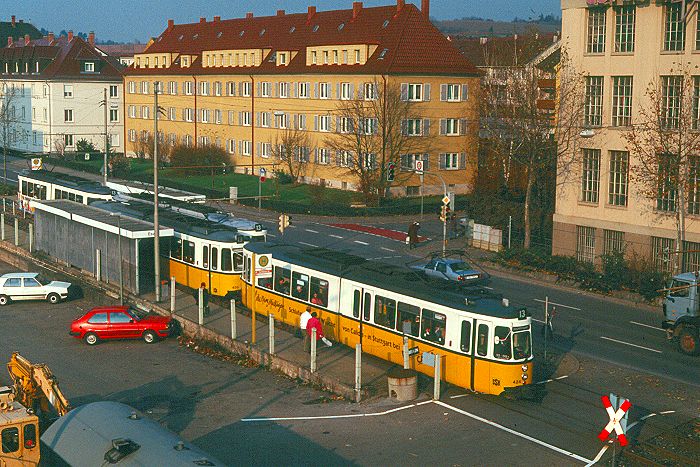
[597,394,631,446]
[408,346,419,356]
[442,195,450,205]
[30,158,42,171]
[255,254,273,278]
[421,352,435,367]
[414,160,423,173]
[259,168,266,182]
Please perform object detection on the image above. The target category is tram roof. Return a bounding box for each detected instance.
[90,200,241,242]
[19,170,113,196]
[106,180,205,201]
[245,243,526,319]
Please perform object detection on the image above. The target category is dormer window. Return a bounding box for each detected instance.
[338,22,345,31]
[193,34,199,40]
[279,53,287,65]
[84,62,95,72]
[239,30,245,37]
[383,19,390,28]
[378,49,388,59]
[289,26,296,33]
[178,34,184,41]
[217,31,223,38]
[313,25,319,32]
[259,29,266,36]
[312,51,317,64]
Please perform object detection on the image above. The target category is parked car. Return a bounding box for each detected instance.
[70,305,174,345]
[411,258,490,285]
[0,272,72,305]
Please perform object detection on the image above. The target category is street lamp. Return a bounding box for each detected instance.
[111,212,124,305]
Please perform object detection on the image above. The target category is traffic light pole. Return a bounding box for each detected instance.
[416,170,447,256]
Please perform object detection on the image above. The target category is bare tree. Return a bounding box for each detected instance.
[325,80,428,203]
[272,127,313,183]
[0,81,19,185]
[480,48,585,248]
[53,137,66,159]
[623,65,700,273]
[133,132,172,163]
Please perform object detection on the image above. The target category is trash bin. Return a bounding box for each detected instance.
[387,368,417,401]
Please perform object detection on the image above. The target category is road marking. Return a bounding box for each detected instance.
[533,299,581,311]
[381,247,395,252]
[298,241,319,248]
[586,445,610,467]
[305,229,319,234]
[630,321,665,332]
[354,240,369,245]
[534,375,569,385]
[267,233,276,238]
[240,400,432,422]
[329,234,343,239]
[433,400,593,464]
[600,336,662,354]
[532,318,545,324]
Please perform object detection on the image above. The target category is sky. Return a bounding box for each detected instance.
[8,0,561,43]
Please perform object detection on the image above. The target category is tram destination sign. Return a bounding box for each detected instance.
[255,254,273,278]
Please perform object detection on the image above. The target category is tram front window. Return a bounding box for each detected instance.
[493,326,512,360]
[513,330,531,360]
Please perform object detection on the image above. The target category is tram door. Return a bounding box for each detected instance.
[350,286,374,348]
[473,319,492,393]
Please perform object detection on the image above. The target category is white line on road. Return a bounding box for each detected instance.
[585,445,609,467]
[240,400,433,422]
[305,229,319,233]
[381,247,395,252]
[329,234,343,239]
[630,321,665,332]
[534,375,569,385]
[298,241,319,248]
[433,400,593,464]
[267,233,276,238]
[354,240,369,245]
[532,318,545,324]
[600,336,662,353]
[533,299,581,311]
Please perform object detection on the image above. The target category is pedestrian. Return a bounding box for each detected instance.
[307,312,332,349]
[196,282,210,315]
[300,307,312,352]
[408,222,420,249]
[161,279,169,299]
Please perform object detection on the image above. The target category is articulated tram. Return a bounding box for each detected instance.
[18,171,113,211]
[242,243,533,395]
[92,200,247,297]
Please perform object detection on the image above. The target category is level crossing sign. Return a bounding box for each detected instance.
[597,394,631,446]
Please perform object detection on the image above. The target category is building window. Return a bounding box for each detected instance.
[84,62,95,72]
[689,156,700,215]
[184,108,193,122]
[362,118,376,135]
[142,106,150,119]
[141,81,149,94]
[664,3,685,52]
[169,107,176,121]
[604,230,625,255]
[241,81,251,97]
[279,52,287,65]
[319,82,330,99]
[662,75,682,129]
[652,236,675,273]
[109,109,119,122]
[355,49,361,63]
[611,76,632,127]
[241,141,252,156]
[298,82,310,98]
[405,119,422,136]
[683,240,700,272]
[333,50,339,64]
[657,154,678,212]
[64,109,73,122]
[199,81,209,96]
[109,133,119,147]
[275,112,288,129]
[587,9,606,54]
[184,81,193,95]
[261,142,271,158]
[441,118,459,136]
[311,51,317,64]
[364,82,376,100]
[407,83,422,101]
[693,76,700,130]
[241,111,251,126]
[581,148,601,203]
[261,81,271,97]
[608,150,628,206]
[64,134,74,147]
[576,226,596,264]
[585,76,603,127]
[443,84,460,102]
[279,82,289,98]
[340,82,352,100]
[201,109,210,123]
[323,50,329,64]
[214,81,222,96]
[319,115,331,132]
[318,148,330,165]
[215,109,222,124]
[109,85,118,98]
[339,117,353,133]
[614,5,635,53]
[169,81,178,95]
[260,112,270,127]
[443,153,460,170]
[63,84,73,98]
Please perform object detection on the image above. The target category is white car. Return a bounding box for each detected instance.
[0,272,72,305]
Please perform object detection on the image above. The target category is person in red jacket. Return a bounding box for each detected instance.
[306,312,332,349]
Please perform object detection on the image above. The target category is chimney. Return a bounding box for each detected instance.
[11,15,15,27]
[421,0,430,18]
[167,19,174,31]
[214,16,221,22]
[246,12,253,19]
[48,32,54,43]
[68,30,73,41]
[7,37,12,47]
[24,34,30,45]
[307,6,316,22]
[396,0,405,14]
[352,2,363,20]
[88,31,95,46]
[277,9,285,16]
[199,17,206,23]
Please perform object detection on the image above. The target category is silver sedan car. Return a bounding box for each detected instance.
[411,258,490,285]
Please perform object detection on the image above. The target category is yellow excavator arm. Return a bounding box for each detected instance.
[7,352,71,417]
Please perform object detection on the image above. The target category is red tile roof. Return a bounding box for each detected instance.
[453,34,559,68]
[0,35,124,80]
[98,43,147,57]
[126,3,479,77]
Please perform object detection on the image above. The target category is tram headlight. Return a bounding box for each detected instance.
[521,374,528,381]
[521,364,528,372]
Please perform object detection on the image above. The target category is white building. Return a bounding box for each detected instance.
[0,31,124,154]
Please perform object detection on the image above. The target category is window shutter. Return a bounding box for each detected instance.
[239,140,242,154]
[459,119,468,135]
[440,119,446,135]
[401,119,408,136]
[256,81,261,97]
[336,83,341,99]
[231,82,236,96]
[293,113,299,129]
[349,84,354,99]
[460,152,466,169]
[314,115,319,131]
[306,82,311,97]
[440,84,447,101]
[336,151,342,166]
[400,83,408,101]
[256,112,260,126]
[196,109,201,122]
[400,154,408,171]
[314,82,319,99]
[182,109,186,120]
[336,116,342,133]
[314,148,319,163]
[423,83,431,101]
[423,118,430,136]
[256,142,261,157]
[238,111,243,124]
[231,139,236,154]
[358,84,364,99]
[439,153,446,170]
[273,113,278,128]
[461,84,469,101]
[422,153,430,171]
[373,118,378,135]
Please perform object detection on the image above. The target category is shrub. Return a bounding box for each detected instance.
[273,169,294,185]
[170,144,230,175]
[601,250,628,290]
[76,139,97,153]
[110,154,131,178]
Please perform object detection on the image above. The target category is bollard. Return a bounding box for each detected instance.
[12,201,15,216]
[355,344,362,403]
[95,249,101,281]
[198,287,204,325]
[310,328,317,373]
[2,198,5,212]
[403,336,409,369]
[230,299,237,339]
[28,224,33,253]
[14,218,18,246]
[170,276,176,313]
[1,213,5,241]
[433,354,441,400]
[269,316,275,355]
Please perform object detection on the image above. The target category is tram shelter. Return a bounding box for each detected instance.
[32,200,174,295]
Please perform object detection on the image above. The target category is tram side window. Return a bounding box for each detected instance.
[171,238,183,260]
[244,256,251,282]
[203,246,209,269]
[211,247,218,270]
[363,292,371,321]
[37,185,46,200]
[233,251,243,272]
[476,324,489,357]
[421,309,446,345]
[353,290,361,318]
[274,267,291,295]
[75,194,83,203]
[292,272,310,301]
[183,241,195,264]
[494,326,512,360]
[257,274,272,289]
[221,248,232,271]
[374,295,396,329]
[397,302,419,337]
[460,321,472,353]
[1,427,19,453]
[21,180,27,195]
[310,277,328,307]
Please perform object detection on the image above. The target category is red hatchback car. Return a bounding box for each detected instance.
[70,305,174,345]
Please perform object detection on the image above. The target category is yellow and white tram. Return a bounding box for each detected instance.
[18,171,113,212]
[242,243,533,395]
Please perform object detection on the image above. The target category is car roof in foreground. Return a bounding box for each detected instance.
[87,305,129,312]
[1,272,39,279]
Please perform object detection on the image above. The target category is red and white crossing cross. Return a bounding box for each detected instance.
[597,395,631,446]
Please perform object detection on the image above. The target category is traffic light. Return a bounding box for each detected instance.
[387,162,396,182]
[439,205,447,222]
[278,214,291,233]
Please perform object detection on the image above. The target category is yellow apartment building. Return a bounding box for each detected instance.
[554,0,700,271]
[123,0,481,195]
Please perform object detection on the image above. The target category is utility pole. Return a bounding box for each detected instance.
[103,88,108,185]
[153,82,161,302]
